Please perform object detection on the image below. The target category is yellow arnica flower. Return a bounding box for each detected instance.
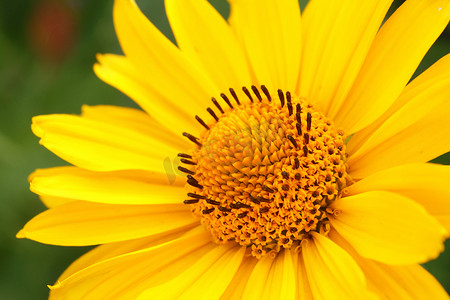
[18,0,450,298]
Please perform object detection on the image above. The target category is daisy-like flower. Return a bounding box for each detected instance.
[18,0,450,298]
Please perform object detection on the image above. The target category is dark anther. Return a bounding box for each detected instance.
[259,207,270,213]
[296,104,301,123]
[187,175,203,189]
[230,202,252,209]
[307,112,312,131]
[187,193,206,199]
[229,88,241,105]
[257,196,270,203]
[206,199,221,205]
[178,166,195,175]
[277,89,285,107]
[195,115,210,130]
[282,184,290,191]
[294,173,301,180]
[238,211,249,218]
[251,85,262,102]
[260,85,271,101]
[294,158,299,169]
[242,86,254,103]
[281,171,289,179]
[296,122,302,136]
[218,206,232,212]
[250,195,260,204]
[286,92,293,115]
[221,93,234,109]
[183,132,202,147]
[304,133,310,144]
[287,135,298,148]
[262,185,274,193]
[180,158,196,165]
[206,107,219,121]
[211,97,224,113]
[184,199,199,204]
[303,145,308,157]
[281,229,288,236]
[202,207,215,214]
[290,227,298,233]
[177,153,192,159]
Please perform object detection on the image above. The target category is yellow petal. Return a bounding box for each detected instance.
[17,200,197,246]
[228,0,301,92]
[330,230,449,300]
[94,54,203,137]
[137,244,245,299]
[221,257,258,300]
[81,105,189,150]
[242,250,296,300]
[334,0,450,134]
[165,0,252,92]
[294,249,313,300]
[30,166,186,205]
[110,0,220,130]
[347,54,450,155]
[57,227,190,283]
[347,163,450,234]
[32,114,179,172]
[346,54,450,178]
[49,227,213,299]
[329,191,446,265]
[302,233,372,299]
[299,0,392,115]
[39,195,72,208]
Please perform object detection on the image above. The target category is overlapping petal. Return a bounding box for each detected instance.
[16,200,197,246]
[334,0,450,134]
[228,0,301,92]
[30,167,186,205]
[299,0,392,116]
[347,163,450,233]
[329,191,446,265]
[165,0,252,92]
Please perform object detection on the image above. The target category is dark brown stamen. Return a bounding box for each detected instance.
[218,206,232,212]
[211,97,224,113]
[307,112,312,131]
[184,199,199,204]
[180,158,196,165]
[286,92,293,115]
[202,208,215,214]
[177,153,192,159]
[207,107,219,121]
[195,115,210,130]
[303,145,308,157]
[238,211,249,218]
[178,166,195,175]
[187,175,203,188]
[261,85,271,101]
[259,207,270,213]
[287,135,298,148]
[296,122,302,136]
[206,199,221,205]
[262,185,274,193]
[257,196,270,203]
[277,89,285,107]
[187,193,207,199]
[304,133,310,144]
[250,195,260,204]
[242,86,254,103]
[296,104,301,123]
[281,171,289,179]
[294,158,299,169]
[183,132,202,147]
[229,88,241,105]
[251,85,262,102]
[221,93,233,109]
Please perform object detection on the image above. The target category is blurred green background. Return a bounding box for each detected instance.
[0,0,449,298]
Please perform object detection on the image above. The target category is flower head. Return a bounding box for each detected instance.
[18,0,450,298]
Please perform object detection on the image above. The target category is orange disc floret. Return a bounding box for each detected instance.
[181,86,350,258]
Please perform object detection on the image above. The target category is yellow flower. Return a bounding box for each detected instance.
[17,0,450,298]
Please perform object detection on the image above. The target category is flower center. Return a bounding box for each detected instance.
[179,86,349,258]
